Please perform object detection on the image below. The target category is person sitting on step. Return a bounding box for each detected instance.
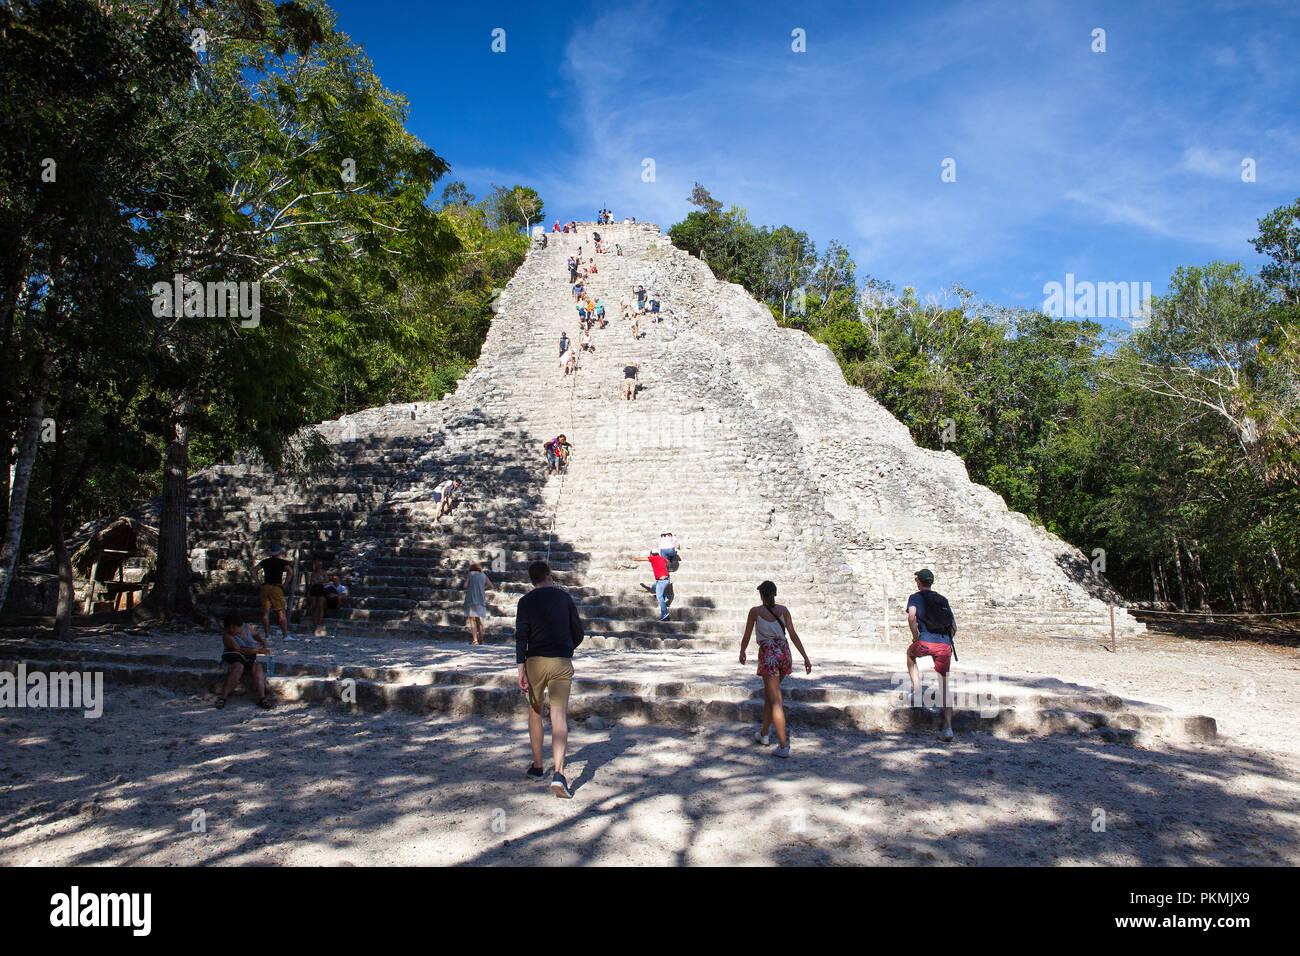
[216,612,273,710]
[324,573,348,614]
[580,328,594,353]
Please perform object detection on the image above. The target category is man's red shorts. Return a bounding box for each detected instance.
[908,639,952,676]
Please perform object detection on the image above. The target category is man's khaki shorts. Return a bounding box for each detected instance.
[525,656,574,714]
[622,379,636,398]
[260,585,286,612]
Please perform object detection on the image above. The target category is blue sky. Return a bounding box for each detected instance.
[328,0,1299,324]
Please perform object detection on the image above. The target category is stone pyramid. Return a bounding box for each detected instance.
[171,220,1139,645]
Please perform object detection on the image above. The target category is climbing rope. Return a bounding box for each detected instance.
[544,242,583,566]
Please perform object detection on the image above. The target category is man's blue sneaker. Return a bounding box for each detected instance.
[551,772,572,798]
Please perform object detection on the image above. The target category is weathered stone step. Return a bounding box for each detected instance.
[0,645,1215,743]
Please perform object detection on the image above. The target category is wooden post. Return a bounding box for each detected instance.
[882,585,890,645]
[83,557,100,615]
[288,547,301,624]
[1110,604,1116,653]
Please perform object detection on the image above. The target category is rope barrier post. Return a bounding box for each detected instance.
[1110,604,1115,654]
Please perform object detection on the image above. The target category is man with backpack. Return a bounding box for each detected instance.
[905,568,957,741]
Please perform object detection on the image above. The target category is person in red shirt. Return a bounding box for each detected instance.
[633,551,672,621]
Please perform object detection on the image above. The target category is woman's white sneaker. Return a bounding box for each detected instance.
[755,731,771,746]
[774,744,791,758]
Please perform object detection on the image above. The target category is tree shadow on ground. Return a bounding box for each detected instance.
[2,684,1296,867]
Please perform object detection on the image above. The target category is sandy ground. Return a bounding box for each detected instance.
[2,627,1298,866]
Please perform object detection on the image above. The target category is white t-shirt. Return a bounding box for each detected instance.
[434,480,456,497]
[659,533,677,551]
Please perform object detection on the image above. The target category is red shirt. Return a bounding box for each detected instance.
[648,554,669,579]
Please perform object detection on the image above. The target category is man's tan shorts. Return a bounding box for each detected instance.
[260,585,286,612]
[525,656,574,714]
[622,379,636,398]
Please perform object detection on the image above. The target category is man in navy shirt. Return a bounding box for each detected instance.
[905,568,957,741]
[516,561,584,797]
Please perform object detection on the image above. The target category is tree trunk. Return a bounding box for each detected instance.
[1149,557,1163,604]
[154,388,194,618]
[1171,536,1188,612]
[1266,542,1300,611]
[1188,542,1211,611]
[0,350,53,613]
[49,421,75,641]
[50,513,75,641]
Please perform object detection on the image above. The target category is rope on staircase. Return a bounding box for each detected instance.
[545,243,582,567]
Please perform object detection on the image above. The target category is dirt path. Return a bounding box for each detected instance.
[3,625,1299,866]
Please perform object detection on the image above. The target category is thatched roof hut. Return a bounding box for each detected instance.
[71,517,158,581]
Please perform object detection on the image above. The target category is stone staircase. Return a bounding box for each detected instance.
[4,220,1170,739]
[0,635,1217,744]
[72,222,1141,647]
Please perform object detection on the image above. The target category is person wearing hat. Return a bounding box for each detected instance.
[622,361,639,400]
[255,544,292,641]
[905,568,957,741]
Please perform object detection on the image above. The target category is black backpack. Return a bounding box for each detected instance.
[918,591,958,660]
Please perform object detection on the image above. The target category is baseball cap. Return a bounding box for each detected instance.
[270,544,282,555]
[915,568,934,585]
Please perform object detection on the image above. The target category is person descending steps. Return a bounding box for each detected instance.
[432,477,460,520]
[544,435,572,475]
